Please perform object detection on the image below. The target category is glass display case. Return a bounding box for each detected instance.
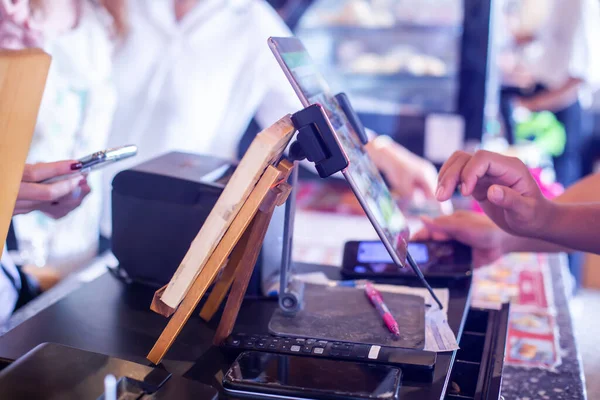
[278,0,497,161]
[295,0,464,115]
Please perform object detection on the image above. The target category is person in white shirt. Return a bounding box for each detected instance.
[0,160,90,325]
[100,0,440,237]
[499,0,600,187]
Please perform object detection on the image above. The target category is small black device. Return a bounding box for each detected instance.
[223,333,436,371]
[110,151,286,295]
[223,351,402,400]
[342,240,472,280]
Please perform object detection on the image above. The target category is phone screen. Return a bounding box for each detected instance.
[269,37,409,266]
[224,351,401,400]
[358,242,429,264]
[343,240,472,278]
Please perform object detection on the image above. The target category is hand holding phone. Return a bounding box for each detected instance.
[15,160,91,219]
[41,145,138,184]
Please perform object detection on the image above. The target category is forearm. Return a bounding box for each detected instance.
[507,202,600,255]
[502,232,572,255]
[525,77,581,112]
[554,173,600,203]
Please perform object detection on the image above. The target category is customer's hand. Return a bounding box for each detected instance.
[366,135,438,200]
[15,161,91,219]
[435,150,552,238]
[412,211,508,267]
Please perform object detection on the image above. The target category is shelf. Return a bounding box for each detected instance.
[341,72,456,83]
[299,23,463,36]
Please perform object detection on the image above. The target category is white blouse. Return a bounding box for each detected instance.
[523,0,600,91]
[101,0,301,236]
[13,1,116,272]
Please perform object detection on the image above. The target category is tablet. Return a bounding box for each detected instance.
[268,37,410,267]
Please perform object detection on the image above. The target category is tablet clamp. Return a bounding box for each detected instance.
[280,92,443,315]
[278,93,369,315]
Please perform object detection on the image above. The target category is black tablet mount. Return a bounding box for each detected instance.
[278,93,443,315]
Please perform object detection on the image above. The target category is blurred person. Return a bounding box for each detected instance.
[413,150,600,267]
[100,0,441,238]
[499,0,600,187]
[0,160,90,325]
[1,0,122,272]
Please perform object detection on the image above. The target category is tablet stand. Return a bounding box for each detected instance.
[146,95,442,365]
[147,158,294,364]
[279,94,443,314]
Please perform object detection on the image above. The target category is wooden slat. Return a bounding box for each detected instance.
[213,182,292,346]
[159,116,295,309]
[147,165,284,364]
[198,257,238,322]
[0,49,51,254]
[199,160,294,322]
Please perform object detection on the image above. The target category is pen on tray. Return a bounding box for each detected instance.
[364,282,400,337]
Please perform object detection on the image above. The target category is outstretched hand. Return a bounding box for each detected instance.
[412,211,508,267]
[435,150,552,238]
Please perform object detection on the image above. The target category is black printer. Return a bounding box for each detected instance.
[110,151,285,296]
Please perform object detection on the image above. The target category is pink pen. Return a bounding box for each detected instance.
[364,282,400,337]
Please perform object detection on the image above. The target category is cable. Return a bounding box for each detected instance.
[406,252,444,310]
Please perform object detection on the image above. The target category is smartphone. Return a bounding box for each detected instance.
[42,145,138,184]
[342,240,472,279]
[223,351,402,400]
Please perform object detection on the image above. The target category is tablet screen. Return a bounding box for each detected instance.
[269,37,409,265]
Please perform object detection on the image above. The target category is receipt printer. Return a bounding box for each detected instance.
[110,152,284,296]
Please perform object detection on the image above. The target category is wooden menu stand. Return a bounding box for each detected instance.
[147,160,293,365]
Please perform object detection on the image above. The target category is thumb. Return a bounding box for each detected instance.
[487,185,530,216]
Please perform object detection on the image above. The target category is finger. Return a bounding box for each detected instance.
[431,231,451,241]
[414,178,436,199]
[22,160,81,182]
[438,151,466,179]
[14,199,42,209]
[18,176,83,202]
[420,216,458,238]
[79,181,92,197]
[410,227,432,241]
[486,184,532,217]
[460,151,527,197]
[436,152,471,201]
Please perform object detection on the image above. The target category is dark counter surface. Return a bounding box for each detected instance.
[0,263,471,400]
[0,256,586,399]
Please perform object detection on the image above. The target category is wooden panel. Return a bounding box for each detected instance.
[213,182,292,346]
[0,49,51,254]
[147,165,284,364]
[160,116,295,309]
[199,161,293,322]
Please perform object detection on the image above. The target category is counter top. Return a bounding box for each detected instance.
[0,255,586,399]
[500,254,586,400]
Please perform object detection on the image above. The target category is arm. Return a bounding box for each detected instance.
[498,173,600,253]
[423,150,600,263]
[366,135,439,200]
[518,77,582,112]
[500,202,600,255]
[554,172,600,203]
